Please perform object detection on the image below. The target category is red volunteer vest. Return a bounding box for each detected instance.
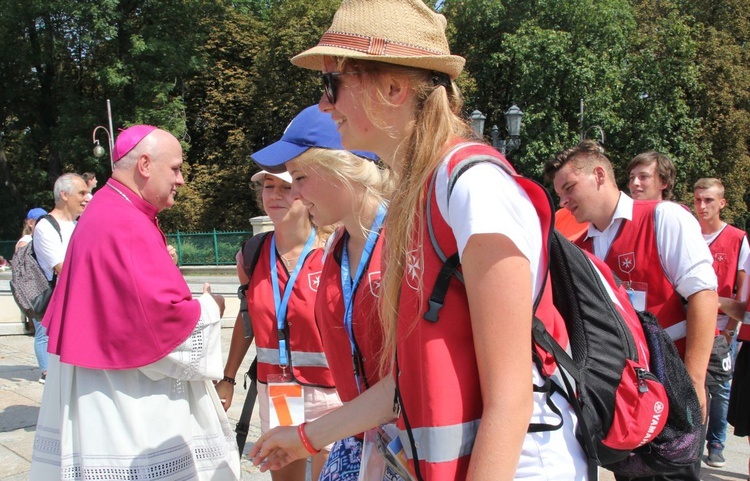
[315,228,386,402]
[577,200,688,356]
[247,236,334,387]
[395,142,569,480]
[708,224,745,300]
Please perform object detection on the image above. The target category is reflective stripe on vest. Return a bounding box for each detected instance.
[398,419,479,463]
[256,347,329,368]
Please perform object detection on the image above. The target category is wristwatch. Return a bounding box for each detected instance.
[724,329,736,337]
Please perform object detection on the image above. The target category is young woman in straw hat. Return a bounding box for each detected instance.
[251,1,588,479]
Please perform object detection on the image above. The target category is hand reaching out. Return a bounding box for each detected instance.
[214,380,234,411]
[249,425,309,472]
[167,244,178,265]
[202,283,225,318]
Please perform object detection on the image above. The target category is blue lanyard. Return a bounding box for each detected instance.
[340,203,386,393]
[271,229,316,367]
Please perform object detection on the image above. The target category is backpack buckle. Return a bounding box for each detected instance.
[423,299,443,323]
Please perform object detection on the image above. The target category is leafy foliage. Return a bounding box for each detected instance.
[0,0,749,238]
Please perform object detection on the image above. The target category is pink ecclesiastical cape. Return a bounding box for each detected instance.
[42,179,201,369]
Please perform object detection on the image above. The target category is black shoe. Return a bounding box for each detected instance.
[39,373,46,384]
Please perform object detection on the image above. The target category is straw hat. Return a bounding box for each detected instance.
[291,0,465,80]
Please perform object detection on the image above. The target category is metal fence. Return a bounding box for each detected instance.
[0,241,15,262]
[0,230,254,266]
[167,230,252,265]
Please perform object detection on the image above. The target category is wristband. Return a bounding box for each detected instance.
[725,329,736,337]
[297,422,320,455]
[221,376,236,385]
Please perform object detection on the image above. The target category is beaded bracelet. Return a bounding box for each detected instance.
[297,422,320,455]
[221,376,236,385]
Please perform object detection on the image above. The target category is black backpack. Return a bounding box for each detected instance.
[422,143,701,478]
[9,215,61,319]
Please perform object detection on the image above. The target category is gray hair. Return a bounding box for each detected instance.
[53,173,85,204]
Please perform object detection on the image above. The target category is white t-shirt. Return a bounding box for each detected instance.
[15,234,32,252]
[33,216,77,281]
[435,160,588,480]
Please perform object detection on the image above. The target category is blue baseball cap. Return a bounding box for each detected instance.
[26,208,47,221]
[250,105,378,173]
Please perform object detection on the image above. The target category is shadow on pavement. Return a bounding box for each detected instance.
[701,466,748,480]
[0,364,39,383]
[0,404,39,432]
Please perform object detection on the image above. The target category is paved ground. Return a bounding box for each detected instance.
[0,270,748,480]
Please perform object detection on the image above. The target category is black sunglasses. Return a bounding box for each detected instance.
[321,72,358,104]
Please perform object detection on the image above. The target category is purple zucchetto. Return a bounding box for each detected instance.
[113,125,158,162]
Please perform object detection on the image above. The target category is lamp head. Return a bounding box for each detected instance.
[93,140,106,158]
[505,105,524,138]
[469,109,486,136]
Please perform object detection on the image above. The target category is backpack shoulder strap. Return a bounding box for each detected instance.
[30,215,63,285]
[426,142,515,264]
[240,231,271,280]
[237,231,271,337]
[424,144,493,321]
[235,356,259,456]
[424,142,555,321]
[38,214,62,241]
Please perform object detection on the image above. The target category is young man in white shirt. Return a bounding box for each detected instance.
[694,177,749,468]
[545,140,718,481]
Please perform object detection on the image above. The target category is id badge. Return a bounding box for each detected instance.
[267,376,304,429]
[359,423,416,481]
[385,434,416,480]
[625,281,647,312]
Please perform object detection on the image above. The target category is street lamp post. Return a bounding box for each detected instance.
[579,98,605,144]
[485,105,524,156]
[469,105,524,156]
[92,99,116,171]
[469,110,486,138]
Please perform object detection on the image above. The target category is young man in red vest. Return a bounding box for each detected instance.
[694,177,749,468]
[545,140,718,481]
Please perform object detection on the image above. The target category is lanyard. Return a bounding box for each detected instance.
[340,203,386,393]
[271,229,316,368]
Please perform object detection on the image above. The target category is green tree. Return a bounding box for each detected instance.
[178,0,339,232]
[443,0,635,179]
[1,0,749,239]
[680,0,750,225]
[615,3,704,200]
[0,0,223,238]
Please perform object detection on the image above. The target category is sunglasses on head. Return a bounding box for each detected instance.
[321,71,358,104]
